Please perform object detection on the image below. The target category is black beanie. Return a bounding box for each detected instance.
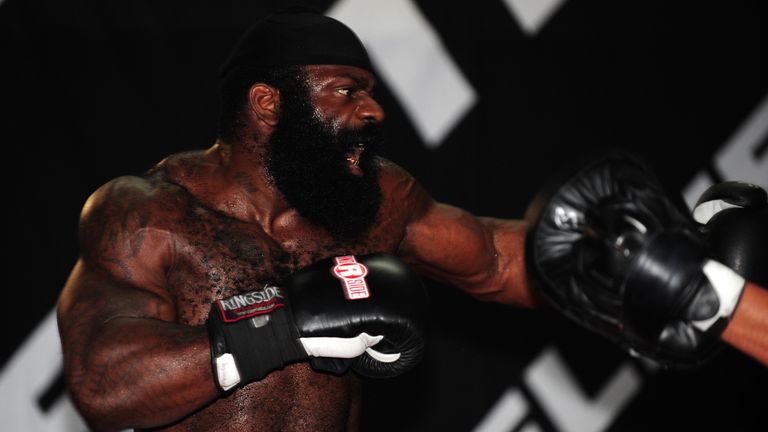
[220,9,373,83]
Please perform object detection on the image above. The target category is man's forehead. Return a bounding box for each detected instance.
[304,65,376,86]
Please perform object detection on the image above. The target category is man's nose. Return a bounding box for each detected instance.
[356,96,385,124]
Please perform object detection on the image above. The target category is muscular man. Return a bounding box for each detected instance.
[57,9,767,432]
[57,11,535,431]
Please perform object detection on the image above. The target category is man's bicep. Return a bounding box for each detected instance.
[399,202,499,287]
[59,258,176,330]
[71,178,175,318]
[398,202,535,306]
[59,179,178,346]
[58,258,180,378]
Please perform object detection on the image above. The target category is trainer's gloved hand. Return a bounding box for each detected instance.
[692,181,768,288]
[206,253,428,392]
[526,153,746,368]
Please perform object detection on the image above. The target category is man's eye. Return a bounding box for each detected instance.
[337,88,352,96]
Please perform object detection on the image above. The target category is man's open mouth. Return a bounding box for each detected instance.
[345,143,365,176]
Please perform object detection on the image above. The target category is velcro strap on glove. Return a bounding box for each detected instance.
[691,260,746,332]
[207,286,307,393]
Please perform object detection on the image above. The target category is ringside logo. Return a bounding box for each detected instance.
[331,256,371,300]
[217,285,285,322]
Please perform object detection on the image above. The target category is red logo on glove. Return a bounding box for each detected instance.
[332,256,371,300]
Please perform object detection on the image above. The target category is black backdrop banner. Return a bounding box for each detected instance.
[1,0,766,431]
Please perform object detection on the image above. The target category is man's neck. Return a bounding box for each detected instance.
[194,140,295,229]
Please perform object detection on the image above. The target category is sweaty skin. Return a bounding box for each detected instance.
[58,65,535,431]
[57,64,768,431]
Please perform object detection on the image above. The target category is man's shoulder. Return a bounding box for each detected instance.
[90,148,211,204]
[378,158,417,189]
[82,171,189,224]
[377,158,433,218]
[154,149,209,171]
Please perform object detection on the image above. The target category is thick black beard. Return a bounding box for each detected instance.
[265,80,384,241]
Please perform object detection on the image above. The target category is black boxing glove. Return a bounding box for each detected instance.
[206,253,428,392]
[692,181,768,288]
[288,254,428,378]
[526,153,746,367]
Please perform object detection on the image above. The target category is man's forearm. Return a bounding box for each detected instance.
[398,201,543,308]
[64,317,218,430]
[474,217,544,308]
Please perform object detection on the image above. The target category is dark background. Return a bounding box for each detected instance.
[1,0,767,430]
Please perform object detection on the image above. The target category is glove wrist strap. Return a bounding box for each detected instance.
[206,289,308,393]
[691,259,746,333]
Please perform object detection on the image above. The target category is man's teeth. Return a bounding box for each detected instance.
[346,144,365,166]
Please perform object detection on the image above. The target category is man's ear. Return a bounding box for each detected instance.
[248,83,280,127]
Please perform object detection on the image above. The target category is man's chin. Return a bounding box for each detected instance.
[289,168,381,241]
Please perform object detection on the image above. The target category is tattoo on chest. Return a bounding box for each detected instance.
[166,206,241,319]
[169,200,384,324]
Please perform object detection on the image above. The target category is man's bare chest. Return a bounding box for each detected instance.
[161,203,401,325]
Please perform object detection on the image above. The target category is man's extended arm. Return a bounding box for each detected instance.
[399,203,538,306]
[57,178,219,431]
[387,164,539,308]
[394,160,768,368]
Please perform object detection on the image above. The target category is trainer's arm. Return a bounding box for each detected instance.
[721,281,768,366]
[57,179,218,431]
